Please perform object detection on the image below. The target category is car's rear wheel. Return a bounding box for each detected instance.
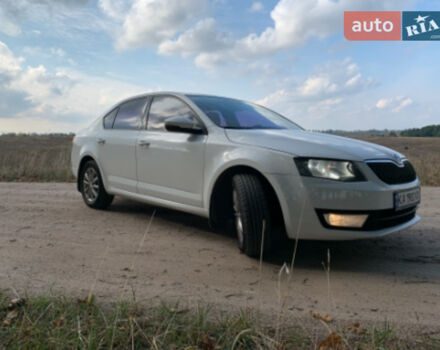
[80,160,113,209]
[232,173,272,257]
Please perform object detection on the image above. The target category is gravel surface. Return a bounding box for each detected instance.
[0,183,439,330]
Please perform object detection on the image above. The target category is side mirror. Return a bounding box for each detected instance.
[165,116,204,134]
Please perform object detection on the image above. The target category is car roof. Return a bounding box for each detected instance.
[116,91,237,104]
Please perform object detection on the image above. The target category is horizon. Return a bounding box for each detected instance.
[0,0,439,133]
[2,123,439,136]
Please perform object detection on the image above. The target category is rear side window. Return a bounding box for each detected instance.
[103,108,118,129]
[113,98,148,130]
[147,96,197,131]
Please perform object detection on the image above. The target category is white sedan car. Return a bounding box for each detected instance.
[71,92,420,256]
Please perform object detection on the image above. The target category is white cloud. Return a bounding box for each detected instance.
[91,0,413,70]
[239,0,410,56]
[394,98,413,112]
[98,0,128,21]
[22,46,69,60]
[297,59,372,100]
[249,2,264,13]
[50,48,66,57]
[194,51,229,70]
[100,0,207,50]
[376,98,390,109]
[158,18,232,57]
[345,73,361,87]
[173,0,412,70]
[299,76,336,97]
[255,58,374,126]
[376,96,413,113]
[0,41,22,80]
[0,0,90,36]
[12,65,75,101]
[94,0,413,73]
[0,40,152,133]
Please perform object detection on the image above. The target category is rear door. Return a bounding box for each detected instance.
[98,97,148,193]
[136,95,207,207]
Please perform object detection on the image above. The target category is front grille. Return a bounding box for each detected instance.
[363,206,417,230]
[316,205,417,231]
[367,160,417,184]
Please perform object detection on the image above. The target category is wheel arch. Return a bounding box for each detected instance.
[208,165,286,235]
[77,155,97,191]
[77,154,108,193]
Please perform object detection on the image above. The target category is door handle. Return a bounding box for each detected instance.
[138,140,150,148]
[97,138,106,145]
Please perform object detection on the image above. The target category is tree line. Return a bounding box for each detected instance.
[400,124,440,137]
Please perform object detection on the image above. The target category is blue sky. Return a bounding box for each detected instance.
[0,0,439,133]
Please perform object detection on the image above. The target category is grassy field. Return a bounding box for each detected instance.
[0,134,74,182]
[0,134,439,185]
[356,136,440,187]
[0,294,438,350]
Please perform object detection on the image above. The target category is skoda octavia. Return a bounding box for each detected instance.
[71,92,420,257]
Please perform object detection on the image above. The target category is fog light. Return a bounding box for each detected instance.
[324,213,368,228]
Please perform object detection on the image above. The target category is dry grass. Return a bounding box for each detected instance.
[0,134,438,186]
[0,134,74,182]
[1,293,438,349]
[354,137,440,186]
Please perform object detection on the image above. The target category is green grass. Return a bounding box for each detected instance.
[0,293,438,349]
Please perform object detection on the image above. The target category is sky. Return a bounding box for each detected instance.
[0,0,439,133]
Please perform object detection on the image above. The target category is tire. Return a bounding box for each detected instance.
[232,173,272,257]
[79,160,114,209]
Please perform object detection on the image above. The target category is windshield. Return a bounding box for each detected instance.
[187,95,303,130]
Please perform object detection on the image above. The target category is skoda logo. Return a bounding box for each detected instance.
[393,153,404,166]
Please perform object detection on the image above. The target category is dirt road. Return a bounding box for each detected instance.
[1,183,439,330]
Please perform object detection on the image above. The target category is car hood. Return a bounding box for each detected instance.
[225,129,403,161]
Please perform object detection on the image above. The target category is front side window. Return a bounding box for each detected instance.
[113,98,148,130]
[147,96,198,131]
[103,108,118,129]
[188,95,303,130]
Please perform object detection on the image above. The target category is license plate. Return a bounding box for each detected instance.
[394,187,420,210]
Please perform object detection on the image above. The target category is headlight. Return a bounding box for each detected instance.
[294,158,366,182]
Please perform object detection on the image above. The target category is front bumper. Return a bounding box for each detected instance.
[270,171,421,241]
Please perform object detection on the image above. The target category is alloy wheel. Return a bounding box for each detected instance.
[83,167,99,203]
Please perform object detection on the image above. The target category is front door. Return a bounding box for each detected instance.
[136,95,207,207]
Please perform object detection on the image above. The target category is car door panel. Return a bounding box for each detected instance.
[98,129,140,192]
[136,132,206,206]
[136,95,207,207]
[97,98,148,193]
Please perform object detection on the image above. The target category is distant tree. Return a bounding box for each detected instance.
[401,124,440,137]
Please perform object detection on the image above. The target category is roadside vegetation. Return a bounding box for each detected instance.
[356,136,440,186]
[1,133,439,186]
[1,293,438,349]
[0,133,74,182]
[324,124,440,138]
[400,124,440,137]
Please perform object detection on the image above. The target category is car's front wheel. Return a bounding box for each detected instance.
[232,173,272,257]
[80,160,114,209]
